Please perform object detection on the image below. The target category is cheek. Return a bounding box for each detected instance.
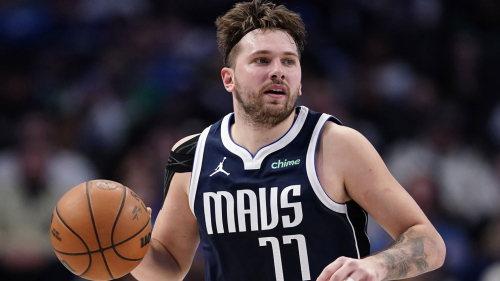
[287,70,301,89]
[247,67,269,82]
[238,66,267,83]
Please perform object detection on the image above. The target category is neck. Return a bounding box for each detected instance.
[230,108,297,155]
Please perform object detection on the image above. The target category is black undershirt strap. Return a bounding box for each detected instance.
[163,135,200,199]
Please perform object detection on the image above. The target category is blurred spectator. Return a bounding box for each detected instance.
[0,113,97,281]
[386,104,500,227]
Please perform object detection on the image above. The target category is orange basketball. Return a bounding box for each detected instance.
[50,180,151,280]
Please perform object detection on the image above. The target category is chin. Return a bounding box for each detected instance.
[264,103,288,113]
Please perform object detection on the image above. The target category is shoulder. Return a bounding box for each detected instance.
[164,134,202,197]
[318,121,379,168]
[166,134,201,173]
[319,121,368,149]
[172,134,201,153]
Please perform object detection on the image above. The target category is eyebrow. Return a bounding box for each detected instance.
[249,50,299,57]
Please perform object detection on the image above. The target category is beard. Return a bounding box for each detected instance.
[234,79,299,128]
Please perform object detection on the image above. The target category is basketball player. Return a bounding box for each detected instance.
[131,1,446,280]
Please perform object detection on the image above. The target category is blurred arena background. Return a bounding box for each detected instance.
[1,0,500,280]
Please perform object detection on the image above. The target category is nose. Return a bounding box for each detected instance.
[269,59,285,80]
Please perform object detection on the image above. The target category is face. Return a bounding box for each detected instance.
[222,29,302,128]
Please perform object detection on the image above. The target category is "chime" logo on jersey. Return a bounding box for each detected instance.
[271,158,300,169]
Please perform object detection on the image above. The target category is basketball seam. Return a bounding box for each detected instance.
[86,181,114,280]
[108,184,128,265]
[51,219,151,257]
[54,206,93,277]
[112,219,151,261]
[110,186,147,262]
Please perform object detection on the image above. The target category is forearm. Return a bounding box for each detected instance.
[370,224,446,280]
[131,238,186,281]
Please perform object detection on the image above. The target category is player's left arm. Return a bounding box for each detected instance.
[317,122,446,281]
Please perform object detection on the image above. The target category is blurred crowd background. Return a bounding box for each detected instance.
[0,0,500,280]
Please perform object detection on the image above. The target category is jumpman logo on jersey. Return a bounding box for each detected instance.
[210,157,230,177]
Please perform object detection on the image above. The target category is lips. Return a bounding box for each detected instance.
[264,89,286,95]
[263,85,287,95]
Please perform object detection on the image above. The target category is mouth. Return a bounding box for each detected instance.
[263,85,287,99]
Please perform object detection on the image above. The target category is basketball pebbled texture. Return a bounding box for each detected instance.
[50,180,151,280]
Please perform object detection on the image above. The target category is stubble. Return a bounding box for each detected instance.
[234,80,299,128]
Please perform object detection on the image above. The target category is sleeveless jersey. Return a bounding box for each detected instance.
[189,106,370,281]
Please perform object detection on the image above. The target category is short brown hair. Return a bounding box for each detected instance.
[215,0,306,67]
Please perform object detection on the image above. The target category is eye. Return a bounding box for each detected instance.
[254,57,269,64]
[283,59,296,66]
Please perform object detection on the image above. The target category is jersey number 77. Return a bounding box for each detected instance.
[259,234,310,281]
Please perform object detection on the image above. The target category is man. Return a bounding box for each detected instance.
[131,1,446,280]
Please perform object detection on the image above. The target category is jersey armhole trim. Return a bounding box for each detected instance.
[306,114,347,214]
[345,207,361,259]
[188,126,211,217]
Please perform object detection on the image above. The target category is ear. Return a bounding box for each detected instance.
[299,83,302,96]
[221,67,235,92]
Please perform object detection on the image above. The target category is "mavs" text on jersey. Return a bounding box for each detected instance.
[203,185,302,234]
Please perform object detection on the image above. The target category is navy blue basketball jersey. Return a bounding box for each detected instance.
[189,106,370,281]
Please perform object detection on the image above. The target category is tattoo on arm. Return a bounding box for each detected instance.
[377,229,430,280]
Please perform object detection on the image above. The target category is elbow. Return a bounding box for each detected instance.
[130,238,184,281]
[434,231,446,269]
